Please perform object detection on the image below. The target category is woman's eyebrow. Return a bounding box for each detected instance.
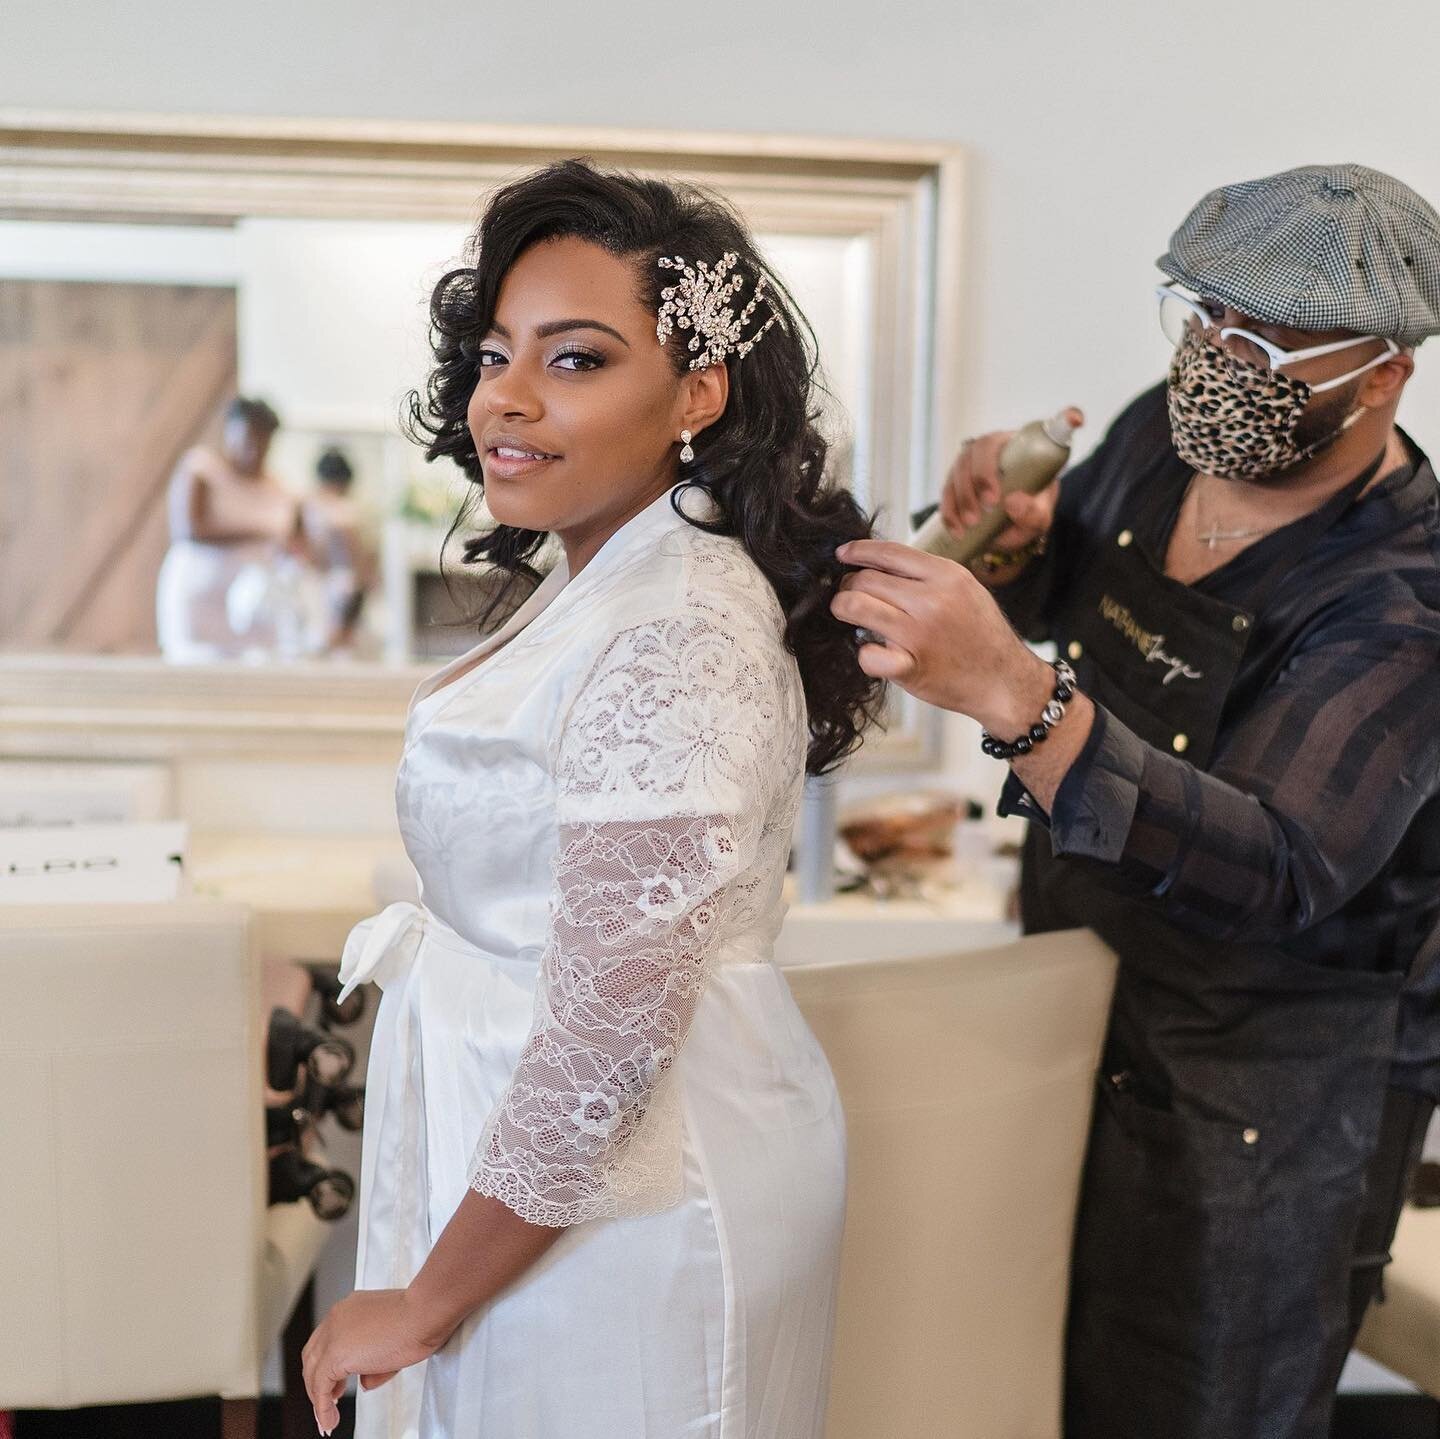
[534,318,631,347]
[484,317,632,348]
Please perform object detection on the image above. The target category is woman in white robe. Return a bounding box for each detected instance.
[301,159,883,1439]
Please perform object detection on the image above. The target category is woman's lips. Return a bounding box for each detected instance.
[484,445,560,480]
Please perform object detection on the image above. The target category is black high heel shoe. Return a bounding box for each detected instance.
[266,1104,357,1221]
[266,1007,355,1091]
[310,969,368,1028]
[298,1072,366,1133]
[268,1144,356,1221]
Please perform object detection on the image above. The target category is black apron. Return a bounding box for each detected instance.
[1023,457,1406,1439]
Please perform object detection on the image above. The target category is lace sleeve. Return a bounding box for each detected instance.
[467,607,795,1226]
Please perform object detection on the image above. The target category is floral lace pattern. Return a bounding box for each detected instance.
[469,549,804,1225]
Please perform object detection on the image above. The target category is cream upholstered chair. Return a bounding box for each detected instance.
[0,902,330,1437]
[785,928,1117,1439]
[1356,1202,1440,1398]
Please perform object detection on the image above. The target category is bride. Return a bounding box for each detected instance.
[301,158,883,1438]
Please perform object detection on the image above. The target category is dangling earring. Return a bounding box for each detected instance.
[679,429,695,464]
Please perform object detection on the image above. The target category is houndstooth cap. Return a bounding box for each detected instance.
[1157,163,1440,346]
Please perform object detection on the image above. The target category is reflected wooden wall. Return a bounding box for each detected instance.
[0,281,237,652]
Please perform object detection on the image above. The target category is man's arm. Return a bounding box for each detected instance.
[1004,626,1440,941]
[831,542,1440,945]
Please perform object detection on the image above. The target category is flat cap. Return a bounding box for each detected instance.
[1157,163,1440,346]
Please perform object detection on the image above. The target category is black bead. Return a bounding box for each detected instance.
[980,657,1081,762]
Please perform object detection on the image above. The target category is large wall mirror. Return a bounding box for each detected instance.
[0,113,964,769]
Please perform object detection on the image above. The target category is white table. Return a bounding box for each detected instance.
[186,830,1020,963]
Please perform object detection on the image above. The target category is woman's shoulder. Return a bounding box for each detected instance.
[555,524,806,807]
[561,523,800,724]
[604,520,787,643]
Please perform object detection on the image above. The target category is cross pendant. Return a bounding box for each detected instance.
[1198,524,1262,550]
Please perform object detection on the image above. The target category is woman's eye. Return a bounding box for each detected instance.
[551,347,604,372]
[476,348,509,369]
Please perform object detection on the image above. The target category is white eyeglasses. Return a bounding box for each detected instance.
[1155,282,1400,392]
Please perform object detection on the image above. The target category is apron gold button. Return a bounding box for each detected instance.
[1068,641,1083,660]
[1172,733,1189,753]
[1242,1127,1260,1145]
[1232,615,1250,633]
[1117,529,1133,547]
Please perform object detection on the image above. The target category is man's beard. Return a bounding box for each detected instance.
[1254,377,1364,485]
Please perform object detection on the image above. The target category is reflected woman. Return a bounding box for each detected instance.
[156,396,301,661]
[301,160,883,1437]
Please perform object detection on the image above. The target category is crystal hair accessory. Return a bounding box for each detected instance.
[656,251,777,370]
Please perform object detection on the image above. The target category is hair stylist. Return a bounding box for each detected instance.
[831,164,1440,1439]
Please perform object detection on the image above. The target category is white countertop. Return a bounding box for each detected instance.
[186,830,1019,963]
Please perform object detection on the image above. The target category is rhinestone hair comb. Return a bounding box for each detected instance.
[655,251,778,371]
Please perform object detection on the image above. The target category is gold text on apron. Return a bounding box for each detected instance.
[1098,594,1205,685]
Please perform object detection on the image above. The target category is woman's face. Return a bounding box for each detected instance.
[466,235,725,559]
[222,418,271,477]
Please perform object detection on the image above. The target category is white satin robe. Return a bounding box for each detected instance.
[338,488,847,1438]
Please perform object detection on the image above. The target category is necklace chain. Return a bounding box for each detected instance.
[1190,476,1280,551]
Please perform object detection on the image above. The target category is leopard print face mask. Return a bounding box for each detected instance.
[1166,327,1362,482]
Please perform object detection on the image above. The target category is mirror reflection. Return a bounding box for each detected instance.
[0,216,873,665]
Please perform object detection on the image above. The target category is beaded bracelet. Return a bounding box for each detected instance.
[980,658,1077,761]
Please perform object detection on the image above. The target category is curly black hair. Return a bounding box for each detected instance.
[404,158,883,775]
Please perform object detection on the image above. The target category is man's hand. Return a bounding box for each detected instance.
[938,409,1081,579]
[832,539,1095,811]
[832,540,1050,726]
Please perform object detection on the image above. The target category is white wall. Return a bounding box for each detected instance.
[8,0,1440,796]
[235,218,472,432]
[0,221,237,284]
[8,0,1438,450]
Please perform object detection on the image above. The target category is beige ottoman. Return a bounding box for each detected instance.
[1356,1203,1440,1397]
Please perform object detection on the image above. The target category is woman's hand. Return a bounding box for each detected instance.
[300,1193,566,1433]
[301,1287,447,1435]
